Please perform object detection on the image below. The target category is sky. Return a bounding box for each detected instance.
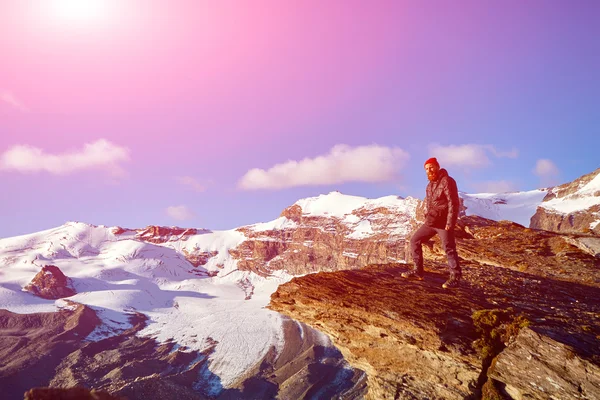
[1,0,599,238]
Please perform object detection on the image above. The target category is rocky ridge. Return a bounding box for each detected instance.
[269,215,600,399]
[231,193,419,276]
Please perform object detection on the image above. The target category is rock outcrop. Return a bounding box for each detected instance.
[135,226,203,244]
[269,214,600,399]
[425,216,600,286]
[23,265,76,299]
[531,168,600,236]
[531,204,600,236]
[181,249,219,268]
[489,327,600,399]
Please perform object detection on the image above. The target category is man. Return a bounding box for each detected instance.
[402,157,462,288]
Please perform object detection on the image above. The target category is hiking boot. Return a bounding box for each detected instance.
[401,269,424,280]
[442,274,461,289]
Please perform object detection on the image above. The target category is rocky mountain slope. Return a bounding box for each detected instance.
[269,217,600,399]
[462,167,600,238]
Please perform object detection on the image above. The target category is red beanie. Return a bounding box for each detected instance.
[424,157,439,167]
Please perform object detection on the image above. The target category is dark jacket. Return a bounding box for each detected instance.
[424,168,459,229]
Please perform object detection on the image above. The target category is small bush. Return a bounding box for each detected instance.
[472,308,530,362]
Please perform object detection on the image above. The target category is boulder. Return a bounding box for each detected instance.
[489,327,600,400]
[24,265,76,299]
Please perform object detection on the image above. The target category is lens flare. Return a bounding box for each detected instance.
[40,0,120,29]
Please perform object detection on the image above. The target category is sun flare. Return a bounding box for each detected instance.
[42,0,118,27]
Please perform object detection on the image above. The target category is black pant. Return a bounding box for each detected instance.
[410,224,461,275]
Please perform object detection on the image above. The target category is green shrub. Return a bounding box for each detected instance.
[472,308,530,363]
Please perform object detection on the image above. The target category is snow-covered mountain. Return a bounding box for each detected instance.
[461,167,600,233]
[0,192,420,398]
[0,222,292,389]
[1,168,599,398]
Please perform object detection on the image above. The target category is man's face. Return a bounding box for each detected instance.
[425,163,439,181]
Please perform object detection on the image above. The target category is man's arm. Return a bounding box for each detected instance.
[444,177,459,230]
[423,184,430,218]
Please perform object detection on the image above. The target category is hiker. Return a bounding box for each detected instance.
[402,157,462,288]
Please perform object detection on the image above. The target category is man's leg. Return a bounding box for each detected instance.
[405,224,436,276]
[436,227,461,288]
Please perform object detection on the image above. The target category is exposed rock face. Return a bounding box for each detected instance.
[564,235,600,258]
[113,225,220,269]
[181,249,219,268]
[269,216,600,399]
[135,226,201,244]
[111,226,127,235]
[23,265,76,299]
[489,327,600,400]
[531,168,600,236]
[231,196,419,276]
[531,204,600,236]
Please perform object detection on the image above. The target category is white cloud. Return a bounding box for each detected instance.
[471,180,519,193]
[533,159,560,187]
[166,205,195,221]
[428,144,518,168]
[176,176,206,192]
[238,144,410,190]
[0,139,130,177]
[534,159,559,177]
[485,145,518,159]
[0,90,28,112]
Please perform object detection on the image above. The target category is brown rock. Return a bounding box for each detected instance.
[181,249,218,267]
[111,226,126,235]
[489,327,600,400]
[564,235,600,258]
[280,204,303,223]
[24,265,76,299]
[136,226,202,244]
[422,215,600,286]
[269,239,600,399]
[530,205,600,236]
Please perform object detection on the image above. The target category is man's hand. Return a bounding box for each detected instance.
[445,224,452,231]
